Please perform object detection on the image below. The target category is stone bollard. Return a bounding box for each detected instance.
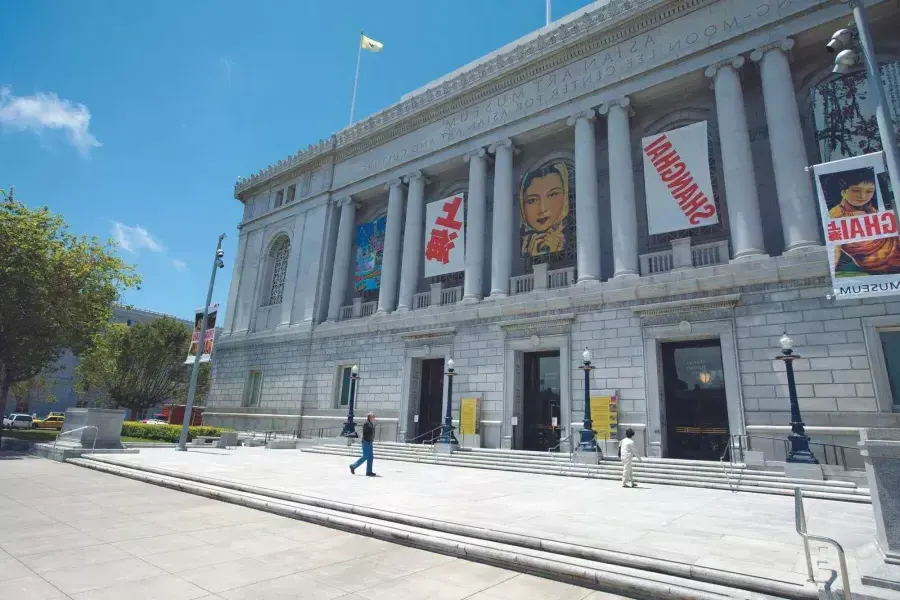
[859,428,900,591]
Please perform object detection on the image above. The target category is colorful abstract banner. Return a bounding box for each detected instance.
[641,121,718,235]
[813,152,900,300]
[185,304,218,364]
[354,216,386,292]
[424,194,466,277]
[519,162,572,257]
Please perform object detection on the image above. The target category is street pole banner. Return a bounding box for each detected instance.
[642,121,718,235]
[424,194,466,277]
[812,151,900,300]
[185,304,218,364]
[590,395,618,440]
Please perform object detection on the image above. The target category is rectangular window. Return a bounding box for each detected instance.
[880,331,900,407]
[274,189,284,208]
[337,366,354,407]
[243,370,263,407]
[286,184,296,204]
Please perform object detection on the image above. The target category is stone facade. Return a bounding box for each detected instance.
[207,0,900,460]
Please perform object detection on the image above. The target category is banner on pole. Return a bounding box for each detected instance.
[424,194,466,278]
[590,394,618,440]
[185,304,218,364]
[459,397,480,435]
[642,121,718,235]
[812,151,900,300]
[354,216,386,292]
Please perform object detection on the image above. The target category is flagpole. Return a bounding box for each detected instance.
[546,0,551,25]
[349,30,363,126]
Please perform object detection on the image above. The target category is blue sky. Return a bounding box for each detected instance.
[1,0,593,320]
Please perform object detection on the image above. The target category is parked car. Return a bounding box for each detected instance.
[48,412,66,419]
[32,415,65,430]
[2,414,34,429]
[141,414,167,425]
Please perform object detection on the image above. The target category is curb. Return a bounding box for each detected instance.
[75,454,817,600]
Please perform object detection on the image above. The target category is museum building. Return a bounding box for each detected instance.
[206,0,900,462]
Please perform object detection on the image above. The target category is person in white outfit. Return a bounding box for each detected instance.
[619,428,640,488]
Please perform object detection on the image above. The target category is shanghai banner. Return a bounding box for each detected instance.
[354,216,386,292]
[519,162,573,257]
[185,304,218,364]
[590,395,618,441]
[642,121,718,235]
[812,152,900,300]
[424,194,466,277]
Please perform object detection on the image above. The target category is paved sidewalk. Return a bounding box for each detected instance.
[98,446,879,586]
[0,454,621,600]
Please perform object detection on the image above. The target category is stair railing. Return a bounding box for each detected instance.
[53,426,99,455]
[795,488,852,598]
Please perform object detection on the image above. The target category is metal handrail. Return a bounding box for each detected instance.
[405,425,444,444]
[795,488,852,598]
[740,433,859,471]
[719,434,746,493]
[53,426,99,454]
[548,432,574,456]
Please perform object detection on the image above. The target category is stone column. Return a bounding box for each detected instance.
[705,57,767,259]
[397,171,427,312]
[599,97,639,278]
[859,428,900,590]
[750,39,820,252]
[327,198,356,321]
[489,139,516,298]
[463,148,488,302]
[376,180,406,315]
[567,110,602,283]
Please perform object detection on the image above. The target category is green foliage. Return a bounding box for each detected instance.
[0,188,140,410]
[120,421,227,443]
[10,374,56,413]
[171,362,212,406]
[75,317,195,416]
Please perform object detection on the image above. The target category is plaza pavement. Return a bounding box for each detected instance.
[0,453,624,600]
[88,446,880,590]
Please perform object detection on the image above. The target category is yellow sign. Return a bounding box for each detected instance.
[460,397,479,435]
[590,395,618,440]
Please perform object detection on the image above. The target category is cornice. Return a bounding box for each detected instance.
[630,293,741,317]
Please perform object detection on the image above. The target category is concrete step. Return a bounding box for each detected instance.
[68,455,816,600]
[304,445,870,503]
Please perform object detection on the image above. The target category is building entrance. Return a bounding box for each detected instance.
[660,339,729,461]
[416,358,445,441]
[522,351,562,451]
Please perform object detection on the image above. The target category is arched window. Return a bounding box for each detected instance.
[265,237,290,306]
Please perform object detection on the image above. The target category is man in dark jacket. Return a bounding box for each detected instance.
[350,412,376,476]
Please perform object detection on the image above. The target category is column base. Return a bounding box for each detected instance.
[730,250,769,262]
[374,309,391,316]
[488,291,508,300]
[784,240,822,253]
[612,270,639,280]
[394,306,410,313]
[461,296,481,304]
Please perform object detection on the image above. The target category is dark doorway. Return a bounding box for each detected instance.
[660,339,729,461]
[522,351,562,451]
[417,358,445,441]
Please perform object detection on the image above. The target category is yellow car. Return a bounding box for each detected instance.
[32,415,65,430]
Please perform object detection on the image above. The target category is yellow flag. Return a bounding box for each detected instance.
[360,34,383,52]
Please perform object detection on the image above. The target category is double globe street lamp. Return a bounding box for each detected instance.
[340,364,360,438]
[776,333,818,464]
[578,348,597,451]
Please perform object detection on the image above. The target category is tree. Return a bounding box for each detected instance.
[75,317,196,417]
[172,362,212,406]
[0,188,140,411]
[10,374,56,414]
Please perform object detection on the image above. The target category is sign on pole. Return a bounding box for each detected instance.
[642,121,718,235]
[590,395,618,440]
[459,397,479,435]
[424,194,466,277]
[812,151,900,300]
[185,304,218,364]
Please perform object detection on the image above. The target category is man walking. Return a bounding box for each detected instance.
[350,412,376,477]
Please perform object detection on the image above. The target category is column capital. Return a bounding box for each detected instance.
[488,138,519,154]
[704,56,745,80]
[383,178,405,192]
[403,170,430,185]
[749,38,794,62]
[597,96,632,116]
[335,196,358,208]
[463,147,487,163]
[566,109,596,127]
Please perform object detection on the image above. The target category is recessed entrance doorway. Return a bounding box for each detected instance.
[522,350,562,451]
[660,339,730,461]
[416,358,445,441]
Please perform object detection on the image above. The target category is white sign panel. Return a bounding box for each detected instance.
[424,194,466,278]
[812,152,900,300]
[641,121,718,235]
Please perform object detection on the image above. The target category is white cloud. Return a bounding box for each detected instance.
[172,258,188,272]
[111,222,164,253]
[0,86,101,155]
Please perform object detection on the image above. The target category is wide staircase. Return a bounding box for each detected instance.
[303,441,871,503]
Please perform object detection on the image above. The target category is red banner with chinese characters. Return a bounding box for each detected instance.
[424,194,466,277]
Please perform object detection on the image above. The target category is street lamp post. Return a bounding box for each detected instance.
[827,0,900,191]
[578,348,597,451]
[438,358,458,447]
[177,233,227,451]
[341,365,359,438]
[776,332,818,464]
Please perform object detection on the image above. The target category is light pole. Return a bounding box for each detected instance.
[827,0,900,191]
[776,332,818,464]
[177,233,226,451]
[438,358,458,447]
[341,365,359,438]
[578,348,597,451]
